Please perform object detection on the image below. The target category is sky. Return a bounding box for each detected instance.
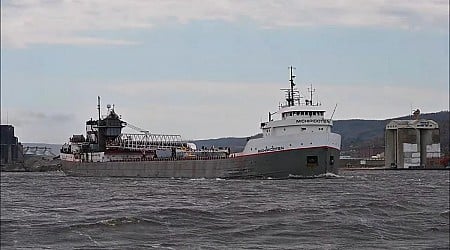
[1,0,449,143]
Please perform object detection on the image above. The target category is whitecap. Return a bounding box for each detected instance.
[440,210,449,218]
[189,178,206,181]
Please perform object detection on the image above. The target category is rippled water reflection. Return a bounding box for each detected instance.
[1,170,449,249]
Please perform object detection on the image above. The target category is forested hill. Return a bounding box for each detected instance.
[195,111,449,155]
[332,111,449,153]
[25,111,449,157]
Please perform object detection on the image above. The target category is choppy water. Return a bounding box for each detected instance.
[1,170,449,249]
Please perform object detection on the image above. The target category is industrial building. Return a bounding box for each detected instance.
[1,125,24,165]
[385,119,440,168]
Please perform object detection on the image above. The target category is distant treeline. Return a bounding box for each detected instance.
[195,111,449,156]
[25,111,449,157]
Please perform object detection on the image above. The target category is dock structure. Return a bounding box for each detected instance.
[385,119,440,168]
[23,146,57,156]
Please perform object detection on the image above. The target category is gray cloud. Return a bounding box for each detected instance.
[2,80,447,143]
[1,0,448,48]
[9,111,74,125]
[2,110,80,143]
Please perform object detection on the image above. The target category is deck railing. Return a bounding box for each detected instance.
[110,133,187,150]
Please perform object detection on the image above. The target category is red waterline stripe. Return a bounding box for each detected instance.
[232,145,340,159]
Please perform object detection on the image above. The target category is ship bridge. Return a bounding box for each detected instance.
[279,106,326,120]
[259,66,333,138]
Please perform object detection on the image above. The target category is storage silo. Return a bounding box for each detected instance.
[385,119,440,168]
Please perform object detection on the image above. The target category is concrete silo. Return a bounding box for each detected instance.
[385,119,440,168]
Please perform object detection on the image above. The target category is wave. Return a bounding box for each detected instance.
[189,178,207,181]
[288,172,343,179]
[98,217,141,227]
[230,206,294,218]
[102,197,145,203]
[155,207,216,218]
[365,201,411,212]
[317,172,344,178]
[226,223,287,237]
[341,174,369,181]
[70,216,164,229]
[440,209,450,218]
[187,177,226,181]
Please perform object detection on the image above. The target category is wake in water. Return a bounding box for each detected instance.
[288,172,343,179]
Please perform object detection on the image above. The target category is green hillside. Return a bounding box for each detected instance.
[24,111,449,157]
[195,111,449,156]
[333,111,449,155]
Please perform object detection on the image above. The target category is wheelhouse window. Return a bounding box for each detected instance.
[307,156,318,167]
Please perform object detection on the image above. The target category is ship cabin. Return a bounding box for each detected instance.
[259,66,332,138]
[260,105,332,138]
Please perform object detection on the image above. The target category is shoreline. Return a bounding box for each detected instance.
[340,167,449,171]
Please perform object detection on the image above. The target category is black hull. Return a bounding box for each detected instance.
[61,147,340,179]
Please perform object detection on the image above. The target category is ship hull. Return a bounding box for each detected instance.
[61,147,340,179]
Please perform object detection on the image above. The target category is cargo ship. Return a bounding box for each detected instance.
[60,67,341,178]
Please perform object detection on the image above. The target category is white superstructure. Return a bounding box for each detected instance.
[60,66,342,178]
[241,66,341,155]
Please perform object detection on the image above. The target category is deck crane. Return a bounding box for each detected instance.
[123,121,150,134]
[114,121,187,151]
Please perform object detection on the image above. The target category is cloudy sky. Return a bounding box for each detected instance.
[1,0,449,143]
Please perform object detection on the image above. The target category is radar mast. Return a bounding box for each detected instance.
[287,66,296,107]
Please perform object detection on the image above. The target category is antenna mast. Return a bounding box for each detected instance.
[97,96,101,120]
[308,84,316,106]
[288,66,296,106]
[331,103,338,120]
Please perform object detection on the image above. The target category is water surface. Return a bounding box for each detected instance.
[1,170,449,249]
